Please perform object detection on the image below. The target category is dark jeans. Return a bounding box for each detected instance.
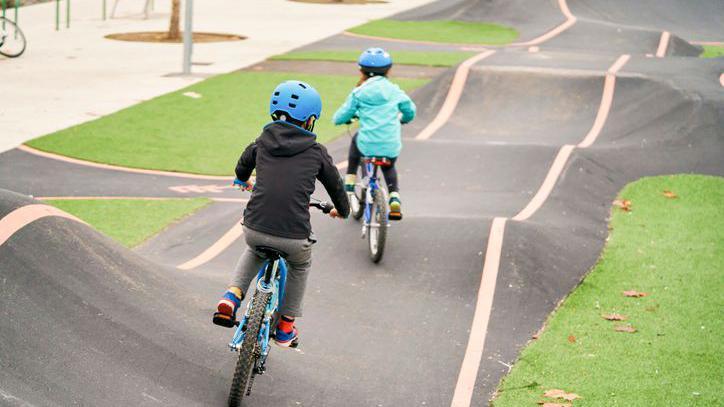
[346,134,399,193]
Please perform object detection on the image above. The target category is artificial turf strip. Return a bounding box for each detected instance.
[348,19,518,45]
[27,72,427,175]
[46,198,211,247]
[493,175,724,406]
[700,45,724,58]
[270,50,478,67]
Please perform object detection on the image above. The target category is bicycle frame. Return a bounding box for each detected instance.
[228,257,288,368]
[362,161,381,228]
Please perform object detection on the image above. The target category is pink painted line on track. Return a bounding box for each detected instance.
[35,196,248,203]
[177,220,245,270]
[174,161,345,270]
[415,50,497,140]
[514,54,629,221]
[656,31,671,58]
[450,217,507,407]
[0,204,87,247]
[20,144,346,181]
[341,31,487,50]
[343,0,575,50]
[18,145,231,181]
[512,0,576,47]
[691,41,724,46]
[450,54,630,407]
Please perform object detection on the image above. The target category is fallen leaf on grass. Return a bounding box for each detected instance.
[602,313,627,321]
[182,91,203,99]
[623,290,648,297]
[662,190,678,199]
[567,335,576,343]
[538,403,571,407]
[614,324,637,333]
[613,199,632,211]
[543,389,581,401]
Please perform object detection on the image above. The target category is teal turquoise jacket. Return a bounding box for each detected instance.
[332,76,416,158]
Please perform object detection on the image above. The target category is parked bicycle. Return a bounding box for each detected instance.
[348,156,392,263]
[225,198,334,407]
[0,16,26,58]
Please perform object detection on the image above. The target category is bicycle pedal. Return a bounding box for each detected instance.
[212,312,236,328]
[388,212,402,221]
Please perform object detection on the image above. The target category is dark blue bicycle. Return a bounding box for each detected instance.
[225,198,333,407]
[348,157,391,263]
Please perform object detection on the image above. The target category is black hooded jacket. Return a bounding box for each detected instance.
[236,121,350,240]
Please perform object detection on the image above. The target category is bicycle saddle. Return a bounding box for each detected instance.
[254,246,287,259]
[363,157,393,167]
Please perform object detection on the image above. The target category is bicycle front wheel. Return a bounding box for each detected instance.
[228,290,271,407]
[0,18,26,58]
[368,188,388,263]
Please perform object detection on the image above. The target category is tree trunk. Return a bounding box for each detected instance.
[168,0,181,40]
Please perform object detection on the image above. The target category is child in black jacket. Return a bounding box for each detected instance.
[213,80,350,347]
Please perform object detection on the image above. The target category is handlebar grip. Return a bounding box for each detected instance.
[310,200,334,214]
[320,202,333,214]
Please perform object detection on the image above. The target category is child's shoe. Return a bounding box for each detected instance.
[344,174,356,192]
[274,316,299,347]
[213,287,243,328]
[389,192,402,221]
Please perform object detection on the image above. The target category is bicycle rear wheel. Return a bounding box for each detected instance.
[228,290,271,407]
[0,17,26,58]
[368,188,388,263]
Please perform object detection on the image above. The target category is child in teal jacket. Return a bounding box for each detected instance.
[332,48,416,219]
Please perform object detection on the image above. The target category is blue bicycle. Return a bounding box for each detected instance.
[348,157,391,263]
[225,198,333,406]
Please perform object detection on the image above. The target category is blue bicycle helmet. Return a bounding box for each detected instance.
[269,80,322,122]
[358,47,392,76]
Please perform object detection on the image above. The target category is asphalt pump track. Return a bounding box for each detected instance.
[1,0,722,405]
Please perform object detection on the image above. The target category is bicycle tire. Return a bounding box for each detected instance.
[0,17,26,58]
[228,290,271,407]
[368,188,388,263]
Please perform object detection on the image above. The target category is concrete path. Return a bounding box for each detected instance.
[0,0,433,153]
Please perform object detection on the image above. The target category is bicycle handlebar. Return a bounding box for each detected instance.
[309,198,334,214]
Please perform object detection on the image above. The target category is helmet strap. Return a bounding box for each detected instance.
[304,117,316,132]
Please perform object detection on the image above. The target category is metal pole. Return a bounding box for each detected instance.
[55,0,59,30]
[14,0,17,23]
[66,0,69,28]
[182,0,193,74]
[103,0,106,20]
[1,0,6,18]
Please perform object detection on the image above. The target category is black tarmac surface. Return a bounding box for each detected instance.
[1,0,723,406]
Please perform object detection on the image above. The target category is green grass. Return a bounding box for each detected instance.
[348,19,518,45]
[27,72,427,175]
[494,175,724,406]
[271,50,478,67]
[46,198,211,247]
[700,45,724,58]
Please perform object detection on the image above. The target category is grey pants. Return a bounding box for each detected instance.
[230,227,313,317]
